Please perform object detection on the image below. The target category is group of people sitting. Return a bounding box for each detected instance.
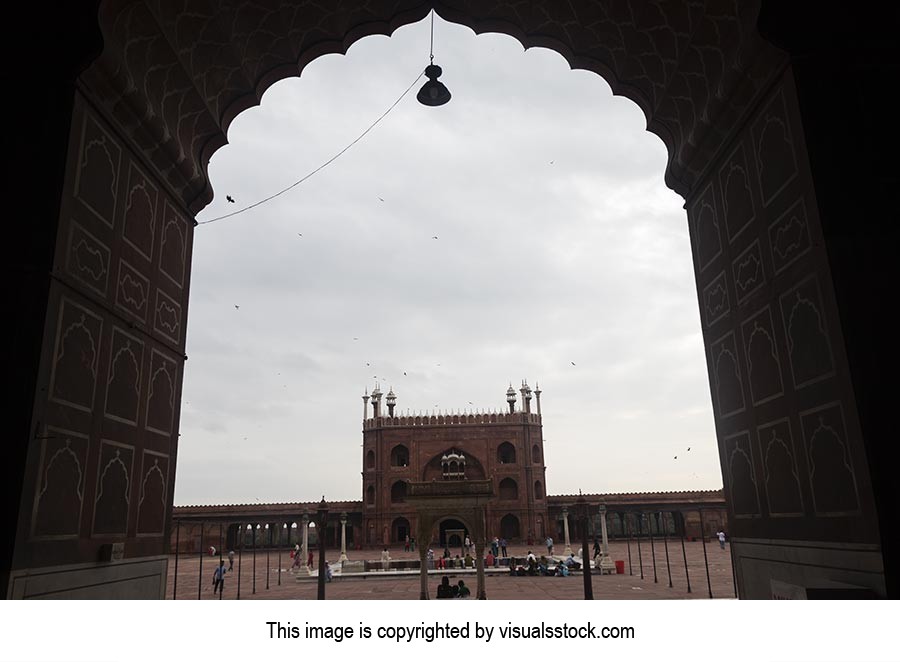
[436,576,471,598]
[508,551,582,577]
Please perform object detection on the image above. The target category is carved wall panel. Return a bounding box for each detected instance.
[756,419,803,517]
[92,440,134,536]
[800,403,860,516]
[65,223,111,297]
[780,276,835,389]
[48,298,103,413]
[103,327,145,426]
[137,452,169,535]
[122,161,158,261]
[710,332,746,419]
[724,431,761,518]
[30,428,89,540]
[73,113,121,228]
[740,306,784,406]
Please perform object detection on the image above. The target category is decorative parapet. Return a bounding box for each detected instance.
[364,411,541,429]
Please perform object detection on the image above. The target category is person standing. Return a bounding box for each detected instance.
[212,559,226,596]
[546,536,554,556]
[717,530,726,550]
[404,535,410,552]
[500,537,508,558]
[381,547,392,571]
[491,537,500,559]
[228,549,235,572]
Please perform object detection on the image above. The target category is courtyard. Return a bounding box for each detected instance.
[167,540,735,600]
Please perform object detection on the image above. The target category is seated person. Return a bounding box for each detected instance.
[456,580,471,598]
[454,554,463,568]
[565,553,579,569]
[486,550,495,567]
[558,563,570,577]
[436,576,454,599]
[538,555,549,575]
[464,553,474,568]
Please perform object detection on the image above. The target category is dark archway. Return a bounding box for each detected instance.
[497,442,516,464]
[390,444,409,468]
[498,477,518,500]
[439,518,468,547]
[500,513,520,541]
[5,0,896,601]
[390,480,407,503]
[391,517,411,544]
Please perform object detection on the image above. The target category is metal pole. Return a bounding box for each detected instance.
[219,522,224,600]
[581,514,593,600]
[318,515,327,600]
[266,525,271,590]
[237,523,243,600]
[679,512,691,594]
[649,512,658,583]
[699,509,713,598]
[625,513,633,576]
[662,511,673,588]
[636,514,644,580]
[278,524,284,586]
[197,523,204,600]
[730,534,739,598]
[173,520,180,600]
[252,524,257,595]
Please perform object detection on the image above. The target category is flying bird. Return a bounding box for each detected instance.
[353,337,358,341]
[468,401,473,405]
[297,233,302,237]
[366,362,370,366]
[403,371,407,376]
[549,160,554,165]
[687,447,691,451]
[226,195,235,203]
[674,456,678,460]
[378,197,384,202]
[234,305,240,310]
[432,236,438,240]
[571,361,576,366]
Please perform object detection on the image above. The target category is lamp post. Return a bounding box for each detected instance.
[317,497,328,600]
[340,512,349,563]
[561,507,572,557]
[576,493,593,599]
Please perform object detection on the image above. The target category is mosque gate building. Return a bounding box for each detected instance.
[362,382,549,547]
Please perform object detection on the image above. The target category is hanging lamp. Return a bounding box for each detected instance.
[417,10,451,106]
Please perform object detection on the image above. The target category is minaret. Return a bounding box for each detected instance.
[386,387,396,417]
[506,384,517,413]
[534,382,542,416]
[371,384,382,418]
[362,389,370,420]
[524,380,533,414]
[519,381,528,414]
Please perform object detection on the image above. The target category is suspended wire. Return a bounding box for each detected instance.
[197,69,426,226]
[430,9,435,64]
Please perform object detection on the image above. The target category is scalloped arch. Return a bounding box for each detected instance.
[87,1,783,212]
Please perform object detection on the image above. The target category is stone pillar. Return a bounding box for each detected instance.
[301,514,311,576]
[562,508,572,557]
[339,513,348,563]
[598,504,615,574]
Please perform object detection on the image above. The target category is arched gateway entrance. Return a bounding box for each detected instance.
[5,2,898,598]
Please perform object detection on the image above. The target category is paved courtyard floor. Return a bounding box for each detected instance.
[168,540,736,600]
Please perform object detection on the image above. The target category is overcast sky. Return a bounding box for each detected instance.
[174,16,723,506]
